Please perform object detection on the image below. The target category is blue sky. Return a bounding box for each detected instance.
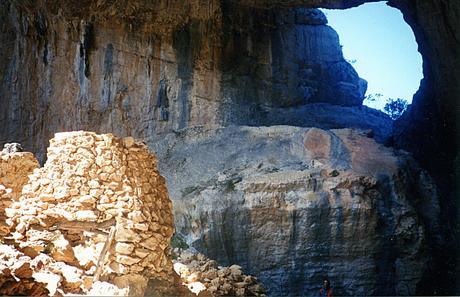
[321,2,423,110]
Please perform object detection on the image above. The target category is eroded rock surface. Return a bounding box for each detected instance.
[259,103,392,144]
[151,126,442,296]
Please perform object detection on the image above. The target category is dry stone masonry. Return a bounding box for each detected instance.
[173,249,267,297]
[0,146,39,236]
[3,131,175,295]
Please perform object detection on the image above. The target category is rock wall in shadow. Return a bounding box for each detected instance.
[0,1,365,161]
[150,126,442,296]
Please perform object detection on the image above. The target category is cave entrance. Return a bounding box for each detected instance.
[321,2,423,118]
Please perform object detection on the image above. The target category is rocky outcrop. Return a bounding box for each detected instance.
[235,1,460,291]
[2,131,175,295]
[150,126,442,296]
[259,103,392,144]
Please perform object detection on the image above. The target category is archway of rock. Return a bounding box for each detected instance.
[283,1,458,294]
[321,2,423,114]
[312,1,457,294]
[242,0,458,294]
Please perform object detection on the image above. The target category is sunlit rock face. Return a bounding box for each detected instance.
[0,1,366,160]
[151,126,442,296]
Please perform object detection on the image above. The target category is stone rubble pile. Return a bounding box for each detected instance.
[1,131,175,295]
[0,146,39,236]
[173,249,267,296]
[0,243,125,296]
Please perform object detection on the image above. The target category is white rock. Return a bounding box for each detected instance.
[115,255,142,265]
[88,281,129,296]
[39,178,51,185]
[73,243,102,267]
[32,272,61,296]
[173,262,190,276]
[54,186,69,199]
[75,210,98,221]
[79,195,96,204]
[50,262,83,285]
[88,180,100,189]
[115,242,135,255]
[123,137,135,148]
[186,281,207,295]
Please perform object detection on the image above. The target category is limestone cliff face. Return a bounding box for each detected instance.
[0,0,458,295]
[151,126,442,296]
[0,1,366,160]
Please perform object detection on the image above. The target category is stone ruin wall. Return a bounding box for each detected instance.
[0,148,39,236]
[0,131,175,295]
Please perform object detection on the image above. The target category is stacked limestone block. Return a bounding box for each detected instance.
[5,131,174,294]
[173,250,267,296]
[0,146,39,236]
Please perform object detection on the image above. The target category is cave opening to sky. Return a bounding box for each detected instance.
[321,2,423,111]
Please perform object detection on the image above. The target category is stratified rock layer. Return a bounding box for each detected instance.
[151,126,442,296]
[4,131,174,295]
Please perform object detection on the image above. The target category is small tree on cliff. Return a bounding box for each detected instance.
[364,93,383,105]
[384,98,408,120]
